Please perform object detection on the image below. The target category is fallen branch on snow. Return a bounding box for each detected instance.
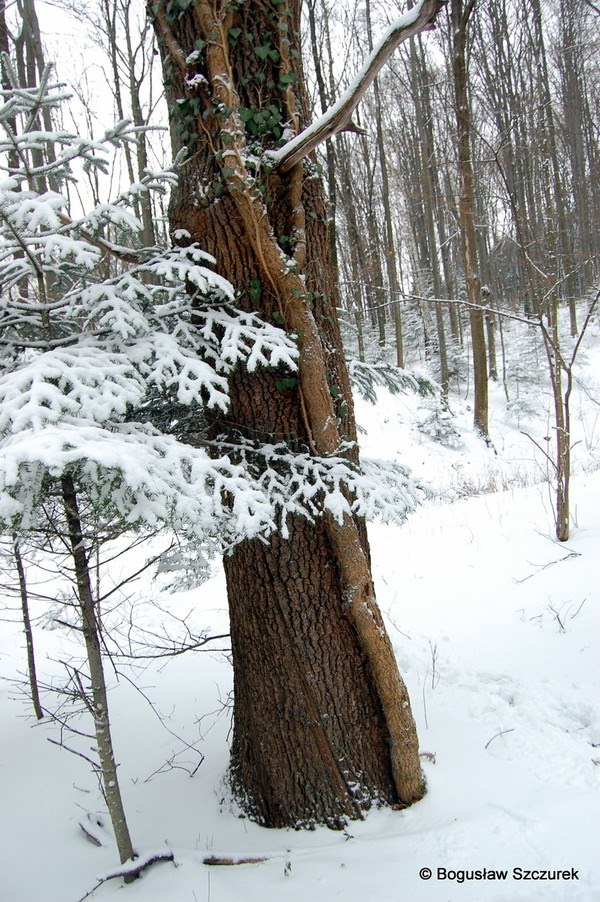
[78,851,175,900]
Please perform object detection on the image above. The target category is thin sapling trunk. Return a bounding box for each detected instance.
[60,474,136,877]
[12,535,44,720]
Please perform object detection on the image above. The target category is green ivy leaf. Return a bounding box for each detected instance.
[249,278,263,302]
[275,377,297,392]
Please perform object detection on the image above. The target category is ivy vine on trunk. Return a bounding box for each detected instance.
[149,0,444,827]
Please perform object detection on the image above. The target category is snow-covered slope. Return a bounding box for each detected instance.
[1,342,599,901]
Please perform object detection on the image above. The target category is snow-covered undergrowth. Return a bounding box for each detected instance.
[1,334,599,901]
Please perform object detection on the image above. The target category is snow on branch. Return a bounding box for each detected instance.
[77,851,176,900]
[0,347,146,433]
[0,419,427,546]
[0,69,305,547]
[0,423,278,542]
[213,439,429,541]
[267,0,446,172]
[0,65,429,554]
[348,360,438,405]
[184,303,300,375]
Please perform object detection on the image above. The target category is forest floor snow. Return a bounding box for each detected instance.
[1,341,599,902]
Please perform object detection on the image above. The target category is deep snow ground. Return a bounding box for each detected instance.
[1,340,599,902]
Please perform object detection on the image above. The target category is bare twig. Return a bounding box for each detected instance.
[429,640,439,690]
[47,737,100,770]
[520,431,557,472]
[547,604,565,633]
[582,0,600,14]
[111,666,206,779]
[78,820,104,847]
[484,728,514,749]
[514,550,581,584]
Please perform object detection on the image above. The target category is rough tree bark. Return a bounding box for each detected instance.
[149,0,443,827]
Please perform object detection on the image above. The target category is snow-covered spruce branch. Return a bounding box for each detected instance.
[211,438,429,542]
[0,169,299,377]
[267,0,445,172]
[0,67,428,553]
[0,422,277,540]
[0,270,298,407]
[0,113,140,189]
[0,186,298,394]
[0,60,154,187]
[0,425,428,546]
[348,360,438,405]
[51,158,184,265]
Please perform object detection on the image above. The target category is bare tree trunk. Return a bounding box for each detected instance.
[307,0,339,304]
[451,0,488,437]
[101,0,137,187]
[12,536,43,720]
[549,334,570,541]
[531,0,577,335]
[409,35,449,395]
[365,0,404,367]
[122,1,155,248]
[337,131,371,339]
[359,134,388,346]
[10,0,56,198]
[560,0,594,291]
[97,0,156,248]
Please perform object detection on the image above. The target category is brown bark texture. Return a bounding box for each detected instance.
[149,0,436,827]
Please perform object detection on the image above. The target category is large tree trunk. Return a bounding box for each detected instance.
[226,519,395,827]
[150,0,428,827]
